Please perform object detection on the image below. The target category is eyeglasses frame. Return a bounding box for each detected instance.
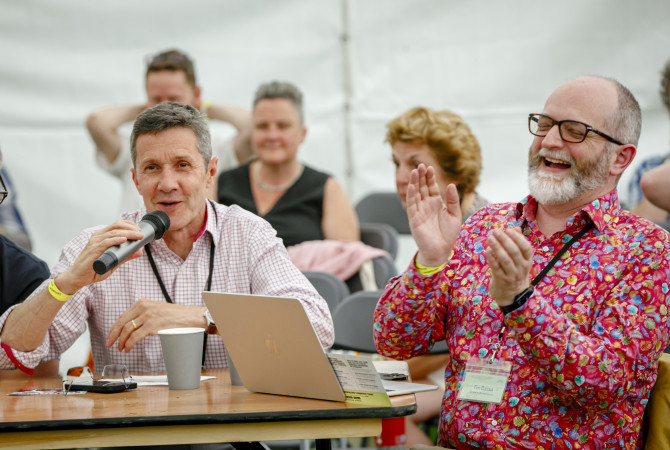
[528,113,624,146]
[62,364,133,395]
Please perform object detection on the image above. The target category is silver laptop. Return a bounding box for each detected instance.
[202,291,346,401]
[202,292,438,401]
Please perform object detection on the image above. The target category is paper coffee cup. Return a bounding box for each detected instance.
[158,327,205,390]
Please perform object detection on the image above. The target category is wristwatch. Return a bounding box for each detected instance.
[203,309,217,334]
[499,286,534,315]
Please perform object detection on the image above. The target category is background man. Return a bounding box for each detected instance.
[86,48,252,214]
[374,76,670,448]
[0,102,332,374]
[0,165,34,251]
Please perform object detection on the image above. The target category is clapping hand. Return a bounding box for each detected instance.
[485,227,533,307]
[407,164,463,267]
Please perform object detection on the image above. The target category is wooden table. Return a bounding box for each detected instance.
[0,368,416,449]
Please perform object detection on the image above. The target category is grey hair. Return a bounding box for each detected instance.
[603,77,642,147]
[130,102,212,166]
[253,81,304,124]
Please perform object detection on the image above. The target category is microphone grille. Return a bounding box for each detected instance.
[142,211,171,240]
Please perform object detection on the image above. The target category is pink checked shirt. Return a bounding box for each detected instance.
[0,202,334,373]
[374,191,670,450]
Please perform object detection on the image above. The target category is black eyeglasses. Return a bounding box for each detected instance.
[0,171,7,206]
[528,113,623,145]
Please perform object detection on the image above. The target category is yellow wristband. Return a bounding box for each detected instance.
[48,279,72,302]
[415,258,447,276]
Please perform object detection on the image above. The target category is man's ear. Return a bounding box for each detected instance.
[206,156,218,188]
[193,85,202,110]
[299,125,307,144]
[610,144,636,176]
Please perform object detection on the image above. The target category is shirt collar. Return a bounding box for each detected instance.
[201,200,221,247]
[195,205,208,240]
[516,189,621,233]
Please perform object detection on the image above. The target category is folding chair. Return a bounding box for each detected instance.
[356,192,410,235]
[360,222,399,261]
[303,271,350,313]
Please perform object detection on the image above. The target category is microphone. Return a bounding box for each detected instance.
[93,211,170,275]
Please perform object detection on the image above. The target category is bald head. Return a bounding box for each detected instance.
[546,76,641,147]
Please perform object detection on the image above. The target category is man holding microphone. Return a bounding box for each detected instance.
[0,102,332,374]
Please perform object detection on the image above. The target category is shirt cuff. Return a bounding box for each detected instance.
[0,305,51,372]
[1,343,34,374]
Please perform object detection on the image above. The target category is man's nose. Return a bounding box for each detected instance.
[541,124,565,149]
[157,168,179,191]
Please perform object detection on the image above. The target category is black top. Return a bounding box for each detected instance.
[0,234,50,315]
[217,162,330,247]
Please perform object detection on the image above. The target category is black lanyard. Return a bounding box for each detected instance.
[145,201,217,367]
[521,219,595,287]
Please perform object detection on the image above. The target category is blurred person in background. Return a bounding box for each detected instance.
[86,48,252,214]
[627,58,670,228]
[218,80,359,247]
[0,164,34,251]
[640,159,670,221]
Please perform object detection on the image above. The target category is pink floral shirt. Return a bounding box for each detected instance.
[374,191,670,449]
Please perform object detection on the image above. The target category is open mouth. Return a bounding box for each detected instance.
[543,156,571,170]
[158,201,180,208]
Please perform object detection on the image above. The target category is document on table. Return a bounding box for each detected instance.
[100,375,216,387]
[327,353,392,407]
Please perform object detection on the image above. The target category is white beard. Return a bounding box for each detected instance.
[527,148,611,205]
[528,169,579,205]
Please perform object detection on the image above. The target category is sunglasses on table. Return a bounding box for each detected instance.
[62,364,137,395]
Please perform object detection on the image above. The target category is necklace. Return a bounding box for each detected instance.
[254,162,304,192]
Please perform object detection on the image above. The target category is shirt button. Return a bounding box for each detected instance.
[542,246,550,252]
[491,419,498,426]
[180,265,187,273]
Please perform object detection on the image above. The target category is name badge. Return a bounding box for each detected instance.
[456,357,511,404]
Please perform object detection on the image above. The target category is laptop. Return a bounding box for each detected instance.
[202,292,438,401]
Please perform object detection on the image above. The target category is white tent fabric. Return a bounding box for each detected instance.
[1,0,669,268]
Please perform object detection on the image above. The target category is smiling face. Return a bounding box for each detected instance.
[392,142,453,209]
[131,127,216,240]
[145,71,201,108]
[528,77,620,206]
[252,98,306,166]
[527,146,613,205]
